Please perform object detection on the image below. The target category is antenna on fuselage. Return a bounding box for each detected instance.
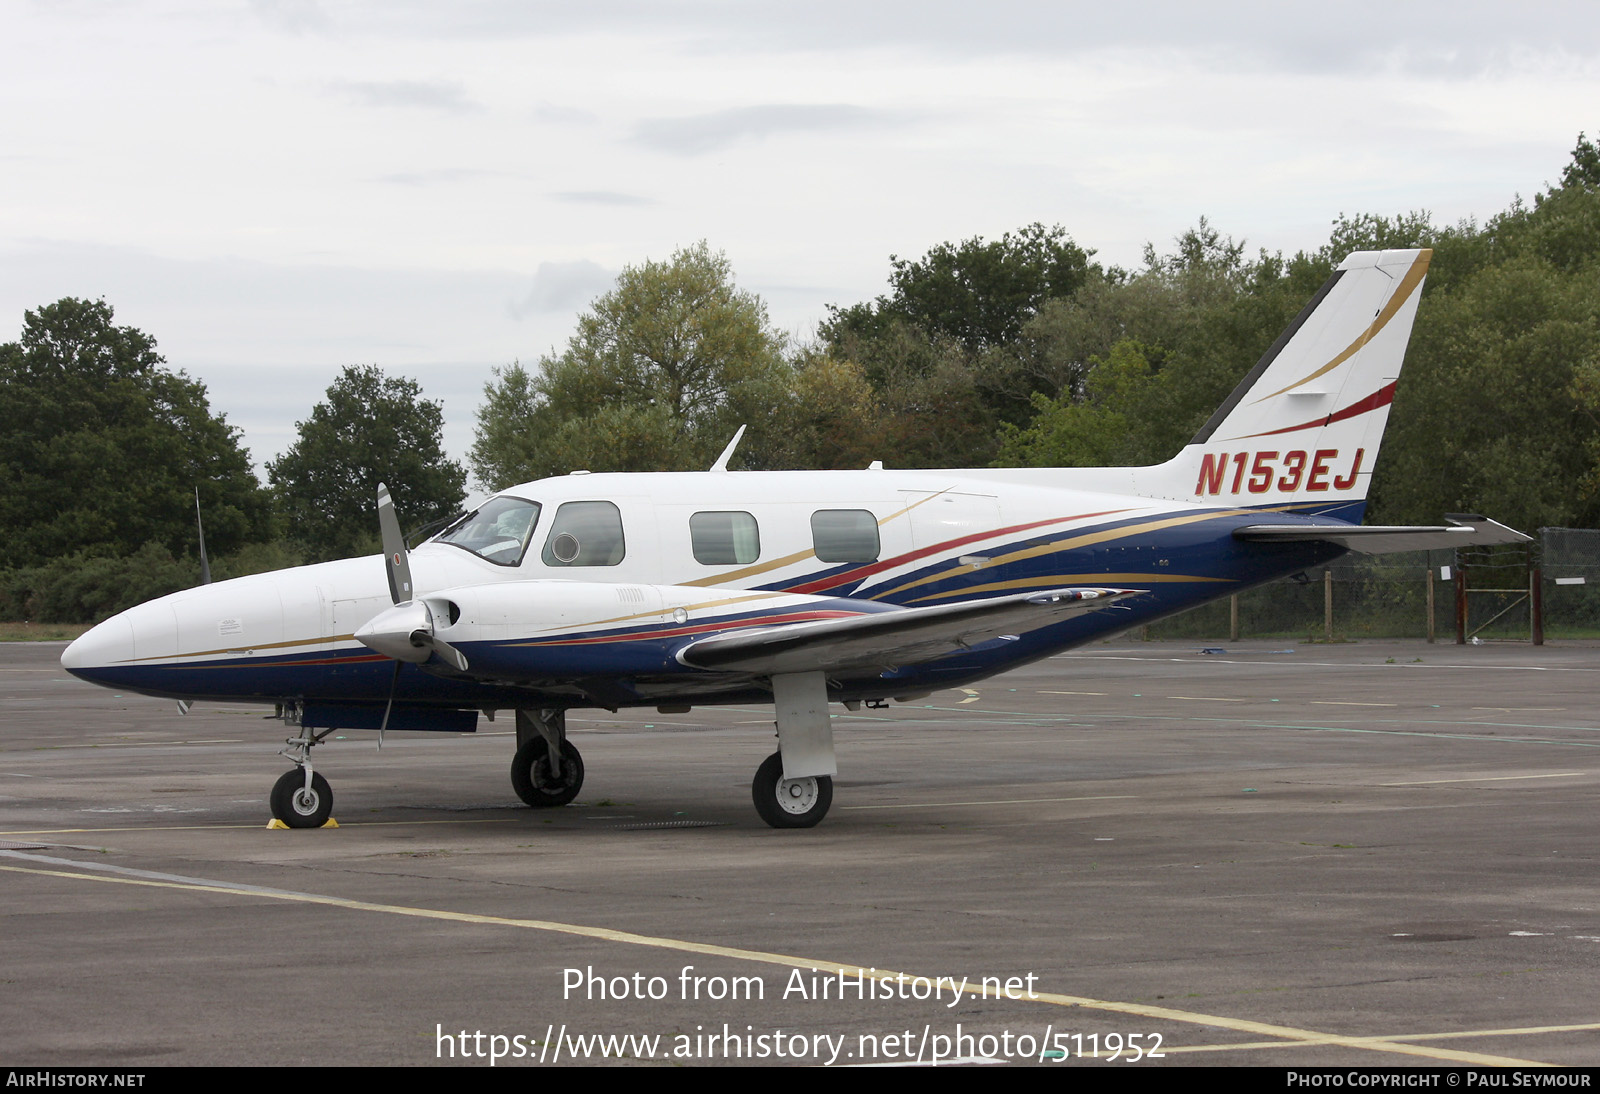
[194,487,211,585]
[709,425,747,472]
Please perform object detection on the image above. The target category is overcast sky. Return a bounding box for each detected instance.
[5,1,1598,487]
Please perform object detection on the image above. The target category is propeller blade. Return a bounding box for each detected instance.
[377,482,412,605]
[429,637,470,672]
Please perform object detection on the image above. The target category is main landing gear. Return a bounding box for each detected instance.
[271,727,335,828]
[751,751,832,828]
[751,670,838,829]
[511,709,585,807]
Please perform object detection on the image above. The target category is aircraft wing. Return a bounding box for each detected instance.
[676,587,1141,676]
[1233,515,1530,555]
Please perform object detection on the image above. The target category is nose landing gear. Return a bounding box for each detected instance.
[270,727,336,828]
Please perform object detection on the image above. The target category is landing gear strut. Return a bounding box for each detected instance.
[752,670,837,828]
[271,727,335,828]
[511,709,584,807]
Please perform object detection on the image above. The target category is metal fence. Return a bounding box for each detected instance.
[1140,528,1600,642]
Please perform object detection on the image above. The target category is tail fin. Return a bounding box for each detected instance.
[1139,248,1431,512]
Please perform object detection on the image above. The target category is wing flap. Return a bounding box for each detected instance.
[1234,515,1530,555]
[676,587,1141,676]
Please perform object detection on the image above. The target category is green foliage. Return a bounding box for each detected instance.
[759,351,882,471]
[0,542,200,623]
[1559,131,1600,192]
[817,224,1106,462]
[268,365,466,561]
[996,340,1155,467]
[822,223,1095,352]
[0,538,307,624]
[1379,253,1600,530]
[0,298,271,569]
[988,223,1324,468]
[471,242,792,486]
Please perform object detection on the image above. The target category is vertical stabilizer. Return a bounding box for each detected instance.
[1138,248,1431,511]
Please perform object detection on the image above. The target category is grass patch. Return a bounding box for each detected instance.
[0,621,91,642]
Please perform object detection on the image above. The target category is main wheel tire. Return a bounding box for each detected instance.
[511,738,584,807]
[751,750,832,829]
[270,768,333,828]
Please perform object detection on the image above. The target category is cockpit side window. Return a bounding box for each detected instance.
[541,500,626,567]
[435,496,542,566]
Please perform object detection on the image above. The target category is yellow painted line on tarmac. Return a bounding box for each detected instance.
[1380,772,1585,786]
[958,689,981,704]
[841,795,1135,811]
[0,851,1550,1067]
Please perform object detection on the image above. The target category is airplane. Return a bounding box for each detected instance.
[60,247,1527,829]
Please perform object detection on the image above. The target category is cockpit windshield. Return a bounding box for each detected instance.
[433,495,542,566]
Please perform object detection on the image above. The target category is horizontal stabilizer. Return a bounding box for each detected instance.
[1233,516,1530,555]
[677,587,1141,676]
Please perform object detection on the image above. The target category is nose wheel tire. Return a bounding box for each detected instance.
[270,769,333,828]
[511,738,585,807]
[751,750,832,829]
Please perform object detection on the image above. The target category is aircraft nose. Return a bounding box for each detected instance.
[61,615,136,680]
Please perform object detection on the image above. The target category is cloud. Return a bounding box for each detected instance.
[534,102,599,125]
[548,190,654,207]
[631,104,888,156]
[261,2,1600,78]
[333,79,480,113]
[379,168,507,186]
[510,260,616,318]
[247,0,330,35]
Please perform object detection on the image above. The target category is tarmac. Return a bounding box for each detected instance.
[2,637,1597,1067]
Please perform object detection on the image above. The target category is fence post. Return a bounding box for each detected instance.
[1324,570,1333,641]
[1531,568,1543,645]
[1455,564,1467,644]
[1426,566,1435,643]
[1230,594,1239,641]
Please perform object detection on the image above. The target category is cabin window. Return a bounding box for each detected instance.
[434,495,541,566]
[811,509,879,564]
[541,501,626,566]
[691,511,760,565]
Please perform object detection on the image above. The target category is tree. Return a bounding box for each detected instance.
[1559,131,1600,192]
[471,242,792,486]
[985,223,1326,469]
[0,298,271,568]
[822,223,1096,354]
[269,365,466,560]
[995,339,1156,468]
